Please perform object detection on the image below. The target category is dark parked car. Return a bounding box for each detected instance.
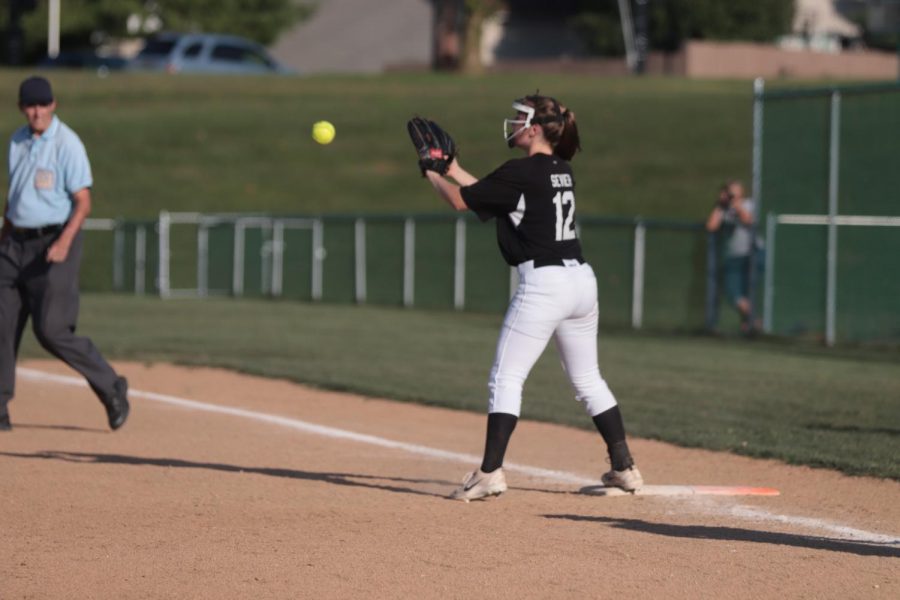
[130,32,290,74]
[39,50,129,75]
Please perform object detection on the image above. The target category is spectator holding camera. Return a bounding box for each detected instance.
[706,180,763,334]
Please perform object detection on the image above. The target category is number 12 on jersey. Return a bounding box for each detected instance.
[553,190,577,241]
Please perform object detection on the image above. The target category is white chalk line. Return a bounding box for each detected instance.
[16,367,589,485]
[726,505,899,545]
[17,367,900,546]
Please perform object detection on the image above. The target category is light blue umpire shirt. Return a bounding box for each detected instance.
[7,115,93,228]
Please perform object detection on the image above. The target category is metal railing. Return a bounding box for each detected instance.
[74,212,709,332]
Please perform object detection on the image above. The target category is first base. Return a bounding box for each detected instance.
[579,484,781,497]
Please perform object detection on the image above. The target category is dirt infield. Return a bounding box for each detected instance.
[2,360,898,599]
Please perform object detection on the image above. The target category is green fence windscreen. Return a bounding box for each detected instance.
[581,223,633,328]
[643,227,708,331]
[464,222,510,314]
[839,90,900,216]
[366,220,405,307]
[761,95,831,215]
[79,213,709,333]
[760,84,900,342]
[80,229,115,293]
[207,224,235,294]
[280,228,314,301]
[320,219,357,304]
[770,226,828,336]
[836,227,900,342]
[412,219,456,310]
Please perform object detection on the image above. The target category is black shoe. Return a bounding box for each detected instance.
[103,376,130,431]
[0,413,10,431]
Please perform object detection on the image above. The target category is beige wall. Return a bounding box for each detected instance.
[491,41,899,81]
[683,40,899,80]
[270,0,433,74]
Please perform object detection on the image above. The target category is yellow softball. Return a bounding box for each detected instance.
[312,120,335,145]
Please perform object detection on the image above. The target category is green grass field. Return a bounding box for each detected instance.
[0,70,759,219]
[19,294,900,481]
[4,70,896,481]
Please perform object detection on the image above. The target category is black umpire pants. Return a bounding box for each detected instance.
[0,229,119,418]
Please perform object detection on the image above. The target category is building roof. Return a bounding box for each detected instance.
[794,0,862,38]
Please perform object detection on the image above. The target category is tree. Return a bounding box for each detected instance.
[4,0,38,64]
[460,0,506,74]
[3,0,313,64]
[433,0,463,70]
[145,0,315,46]
[570,7,625,57]
[432,0,506,73]
[649,0,794,50]
[572,0,794,56]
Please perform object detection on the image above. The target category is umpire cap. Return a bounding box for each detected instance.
[19,76,54,106]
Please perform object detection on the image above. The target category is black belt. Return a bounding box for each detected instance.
[532,257,585,268]
[11,224,64,240]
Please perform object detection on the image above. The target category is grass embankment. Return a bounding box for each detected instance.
[0,70,756,219]
[20,294,899,480]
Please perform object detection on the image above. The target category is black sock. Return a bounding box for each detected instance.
[480,412,518,473]
[592,406,634,471]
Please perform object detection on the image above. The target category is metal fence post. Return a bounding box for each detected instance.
[825,90,842,347]
[454,217,466,310]
[136,225,147,296]
[112,220,124,292]
[403,218,415,307]
[763,213,776,333]
[271,220,285,297]
[232,220,245,296]
[198,223,209,297]
[312,219,324,301]
[157,210,170,298]
[259,219,274,297]
[354,218,367,304]
[747,77,765,329]
[631,220,646,329]
[704,231,719,331]
[509,267,519,300]
[751,78,765,218]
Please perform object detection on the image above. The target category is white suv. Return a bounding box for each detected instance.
[131,32,290,74]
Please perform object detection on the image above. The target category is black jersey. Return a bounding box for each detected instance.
[460,153,583,266]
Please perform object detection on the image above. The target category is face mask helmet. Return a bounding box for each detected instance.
[503,100,535,148]
[503,95,566,148]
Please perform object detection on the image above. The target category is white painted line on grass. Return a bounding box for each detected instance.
[18,367,900,546]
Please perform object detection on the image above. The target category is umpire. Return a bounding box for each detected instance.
[0,76,128,432]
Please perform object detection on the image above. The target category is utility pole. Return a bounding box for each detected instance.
[48,0,61,59]
[617,0,637,73]
[634,0,649,74]
[6,0,37,65]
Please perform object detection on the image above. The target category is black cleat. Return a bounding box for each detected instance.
[103,376,130,430]
[0,413,10,431]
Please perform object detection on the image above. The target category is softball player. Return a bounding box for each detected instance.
[423,94,643,501]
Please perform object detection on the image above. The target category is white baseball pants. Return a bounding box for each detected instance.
[488,260,618,418]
